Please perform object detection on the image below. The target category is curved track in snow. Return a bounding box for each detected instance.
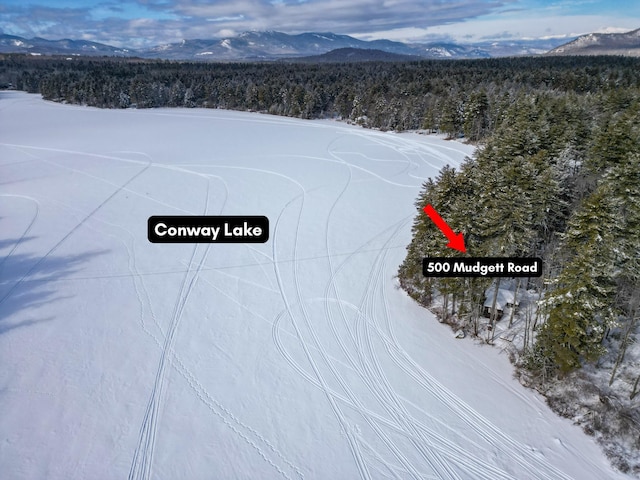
[0,92,629,480]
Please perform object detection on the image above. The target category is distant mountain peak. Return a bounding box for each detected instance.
[0,30,575,60]
[289,47,422,63]
[0,33,131,56]
[548,28,640,56]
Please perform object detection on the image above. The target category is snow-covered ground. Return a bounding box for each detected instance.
[0,91,631,479]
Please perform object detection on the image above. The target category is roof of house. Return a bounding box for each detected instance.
[483,287,520,310]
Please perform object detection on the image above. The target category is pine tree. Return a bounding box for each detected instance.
[535,187,620,373]
[463,90,489,142]
[605,153,640,384]
[588,104,639,174]
[398,165,468,309]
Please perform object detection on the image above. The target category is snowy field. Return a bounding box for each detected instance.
[0,91,631,479]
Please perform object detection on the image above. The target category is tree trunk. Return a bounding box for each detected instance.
[610,311,638,386]
[451,291,457,317]
[487,278,502,343]
[523,303,532,353]
[531,287,544,340]
[442,293,449,321]
[508,278,521,328]
[631,374,640,401]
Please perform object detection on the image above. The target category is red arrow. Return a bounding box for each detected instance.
[423,204,466,253]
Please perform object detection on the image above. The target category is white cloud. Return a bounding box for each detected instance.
[397,14,640,43]
[2,0,638,48]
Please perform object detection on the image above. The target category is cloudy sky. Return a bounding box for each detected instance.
[1,0,639,48]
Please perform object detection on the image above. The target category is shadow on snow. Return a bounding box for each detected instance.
[0,236,109,334]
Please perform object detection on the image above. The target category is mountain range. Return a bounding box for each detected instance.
[547,28,640,56]
[1,29,638,61]
[144,31,443,60]
[0,33,132,56]
[0,30,570,60]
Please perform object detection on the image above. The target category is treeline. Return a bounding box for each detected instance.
[2,54,640,142]
[394,71,639,471]
[399,85,640,381]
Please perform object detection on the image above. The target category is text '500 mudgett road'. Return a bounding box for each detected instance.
[423,257,542,277]
[148,216,269,243]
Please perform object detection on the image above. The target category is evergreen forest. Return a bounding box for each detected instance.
[1,53,639,471]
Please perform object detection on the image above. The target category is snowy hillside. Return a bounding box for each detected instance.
[0,92,632,479]
[547,28,640,56]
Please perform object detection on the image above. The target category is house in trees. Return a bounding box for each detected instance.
[483,286,519,320]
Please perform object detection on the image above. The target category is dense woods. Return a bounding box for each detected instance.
[400,87,639,372]
[2,53,639,471]
[1,54,639,140]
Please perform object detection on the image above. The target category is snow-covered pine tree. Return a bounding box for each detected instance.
[398,164,469,316]
[605,153,640,385]
[535,187,621,373]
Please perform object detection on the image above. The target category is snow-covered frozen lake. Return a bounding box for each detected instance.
[0,91,630,479]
